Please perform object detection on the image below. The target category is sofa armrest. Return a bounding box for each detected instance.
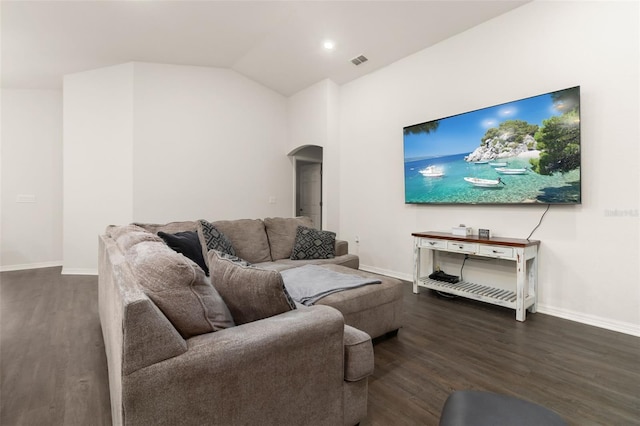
[100,235,189,426]
[335,239,349,256]
[343,325,374,381]
[123,305,348,425]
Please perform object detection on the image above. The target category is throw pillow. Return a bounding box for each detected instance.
[197,219,236,267]
[127,241,235,338]
[208,250,296,325]
[263,216,314,261]
[158,230,209,275]
[290,226,336,260]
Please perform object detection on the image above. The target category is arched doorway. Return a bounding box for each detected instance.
[288,145,322,229]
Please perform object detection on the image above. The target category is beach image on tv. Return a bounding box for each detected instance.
[403,86,581,204]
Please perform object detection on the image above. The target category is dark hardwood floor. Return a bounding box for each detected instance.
[1,268,111,425]
[1,267,639,425]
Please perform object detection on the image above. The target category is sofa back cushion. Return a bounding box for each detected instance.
[107,224,163,252]
[263,216,314,261]
[126,240,235,338]
[133,221,198,234]
[208,250,295,325]
[212,219,272,264]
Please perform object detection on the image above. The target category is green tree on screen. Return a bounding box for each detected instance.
[480,120,538,145]
[532,109,580,174]
[404,121,439,136]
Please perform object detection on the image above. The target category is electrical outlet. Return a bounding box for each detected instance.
[354,235,360,243]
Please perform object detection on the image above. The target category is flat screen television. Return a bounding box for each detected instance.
[403,86,581,204]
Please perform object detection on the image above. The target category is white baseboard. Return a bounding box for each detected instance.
[360,264,640,337]
[0,261,62,272]
[61,268,98,276]
[536,303,640,338]
[359,264,413,282]
[62,267,98,275]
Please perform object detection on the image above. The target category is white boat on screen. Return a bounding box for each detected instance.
[464,177,505,188]
[495,167,527,175]
[419,166,444,177]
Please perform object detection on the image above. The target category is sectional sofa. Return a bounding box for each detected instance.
[98,216,404,425]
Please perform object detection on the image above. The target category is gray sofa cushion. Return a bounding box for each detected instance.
[213,219,272,264]
[343,325,374,382]
[133,221,198,234]
[264,216,314,260]
[126,240,235,338]
[253,254,360,272]
[315,264,404,339]
[290,226,336,260]
[208,250,296,325]
[107,224,163,251]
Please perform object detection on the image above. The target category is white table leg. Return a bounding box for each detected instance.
[516,251,526,321]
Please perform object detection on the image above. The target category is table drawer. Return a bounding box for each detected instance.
[419,238,447,249]
[478,245,514,258]
[446,241,478,253]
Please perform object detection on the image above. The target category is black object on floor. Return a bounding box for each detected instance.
[439,390,566,426]
[429,270,460,283]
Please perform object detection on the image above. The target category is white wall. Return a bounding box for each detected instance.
[288,79,332,152]
[337,1,640,335]
[63,62,290,273]
[1,89,62,270]
[63,63,135,274]
[132,63,290,222]
[287,79,341,231]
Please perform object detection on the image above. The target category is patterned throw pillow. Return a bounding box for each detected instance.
[290,226,336,260]
[197,219,236,267]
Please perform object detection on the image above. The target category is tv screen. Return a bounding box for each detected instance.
[403,86,581,204]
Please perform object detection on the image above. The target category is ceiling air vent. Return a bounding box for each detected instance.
[350,54,368,66]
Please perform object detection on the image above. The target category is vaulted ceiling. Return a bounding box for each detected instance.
[1,1,529,96]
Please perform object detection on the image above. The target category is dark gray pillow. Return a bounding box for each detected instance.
[197,219,236,267]
[158,230,209,275]
[208,250,296,325]
[290,226,336,260]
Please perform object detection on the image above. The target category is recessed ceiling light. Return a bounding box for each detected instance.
[323,40,335,50]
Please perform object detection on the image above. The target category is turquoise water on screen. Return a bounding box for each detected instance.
[404,153,580,204]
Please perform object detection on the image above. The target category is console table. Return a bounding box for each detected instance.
[412,231,540,321]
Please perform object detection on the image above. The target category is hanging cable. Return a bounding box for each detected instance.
[527,204,551,240]
[460,254,469,281]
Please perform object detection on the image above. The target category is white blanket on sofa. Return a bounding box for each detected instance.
[281,265,381,306]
